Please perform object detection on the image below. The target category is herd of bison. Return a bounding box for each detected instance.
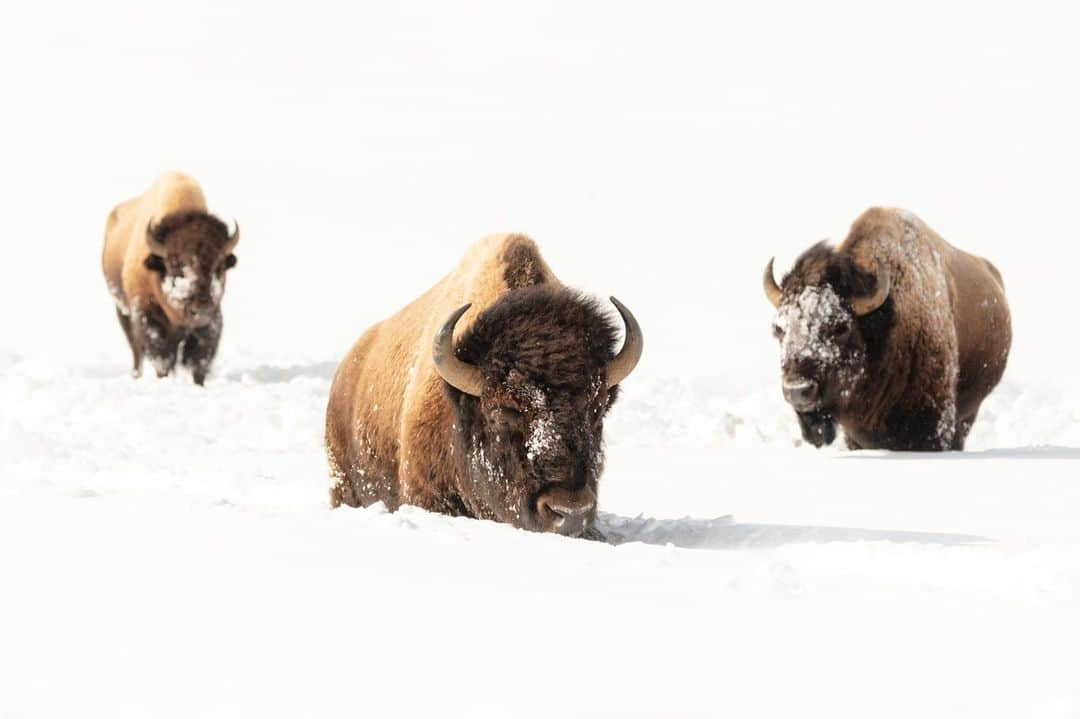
[101,171,1012,537]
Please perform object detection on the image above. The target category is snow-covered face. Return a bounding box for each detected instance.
[144,214,238,327]
[456,369,612,537]
[772,284,867,436]
[147,250,236,327]
[157,258,230,326]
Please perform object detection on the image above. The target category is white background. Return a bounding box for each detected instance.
[2,0,1077,380]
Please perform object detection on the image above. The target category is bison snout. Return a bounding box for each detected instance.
[783,378,820,412]
[185,307,216,328]
[535,487,596,537]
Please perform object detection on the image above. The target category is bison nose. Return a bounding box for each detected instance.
[783,378,820,411]
[535,488,596,537]
[187,307,214,327]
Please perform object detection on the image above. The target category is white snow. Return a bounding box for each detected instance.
[525,390,560,462]
[160,265,198,309]
[3,355,1080,717]
[4,2,1080,717]
[775,285,849,365]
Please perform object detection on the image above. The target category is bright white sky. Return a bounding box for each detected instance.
[2,1,1076,381]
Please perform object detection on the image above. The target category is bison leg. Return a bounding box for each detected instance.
[147,348,179,379]
[134,305,180,379]
[952,410,978,451]
[329,469,361,508]
[882,401,958,451]
[180,318,221,386]
[115,308,142,377]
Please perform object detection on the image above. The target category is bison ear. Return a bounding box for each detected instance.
[144,254,166,274]
[223,253,237,270]
[851,259,890,316]
[145,222,168,255]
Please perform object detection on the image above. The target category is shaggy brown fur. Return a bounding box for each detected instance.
[325,234,629,536]
[101,172,238,385]
[768,207,1011,450]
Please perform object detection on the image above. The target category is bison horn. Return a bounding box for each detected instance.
[433,304,484,397]
[763,258,782,308]
[851,259,890,316]
[145,222,167,256]
[605,297,643,389]
[223,220,240,253]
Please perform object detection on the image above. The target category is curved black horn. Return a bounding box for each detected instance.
[224,220,239,253]
[763,258,782,308]
[606,297,643,389]
[432,304,484,397]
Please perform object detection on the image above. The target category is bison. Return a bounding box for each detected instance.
[325,233,642,536]
[102,171,238,385]
[763,207,1011,451]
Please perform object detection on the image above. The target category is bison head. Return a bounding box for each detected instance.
[433,285,642,537]
[763,243,892,447]
[144,211,239,327]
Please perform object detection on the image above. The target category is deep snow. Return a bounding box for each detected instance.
[3,354,1079,717]
[3,1,1080,717]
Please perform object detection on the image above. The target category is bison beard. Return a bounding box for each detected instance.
[797,410,837,448]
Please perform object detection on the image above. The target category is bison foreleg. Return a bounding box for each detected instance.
[146,343,179,379]
[180,317,221,386]
[951,410,978,451]
[115,308,142,377]
[881,399,958,451]
[133,304,180,379]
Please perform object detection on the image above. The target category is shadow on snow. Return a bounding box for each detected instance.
[594,512,989,549]
[844,446,1080,461]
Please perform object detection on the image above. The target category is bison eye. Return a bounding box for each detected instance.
[222,254,237,271]
[144,255,166,275]
[771,323,784,340]
[494,407,524,429]
[832,322,851,340]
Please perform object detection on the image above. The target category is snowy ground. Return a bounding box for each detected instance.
[4,1,1080,716]
[3,352,1080,717]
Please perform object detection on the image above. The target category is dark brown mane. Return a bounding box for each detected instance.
[501,239,550,289]
[453,284,621,393]
[784,241,880,301]
[151,210,230,251]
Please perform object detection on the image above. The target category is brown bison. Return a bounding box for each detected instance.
[325,233,642,536]
[101,172,238,385]
[763,207,1011,451]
